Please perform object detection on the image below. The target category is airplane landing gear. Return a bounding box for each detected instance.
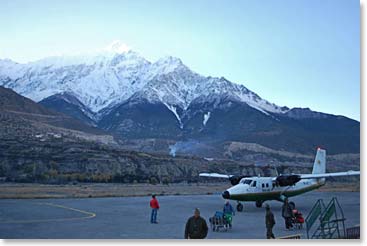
[236,202,244,212]
[255,200,263,208]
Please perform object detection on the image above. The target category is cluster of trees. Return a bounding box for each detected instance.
[8,162,176,185]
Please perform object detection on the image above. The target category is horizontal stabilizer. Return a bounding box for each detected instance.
[300,170,360,179]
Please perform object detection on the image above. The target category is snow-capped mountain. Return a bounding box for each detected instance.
[0,50,151,112]
[0,41,286,117]
[0,41,360,154]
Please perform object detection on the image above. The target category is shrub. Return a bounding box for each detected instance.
[149,177,159,185]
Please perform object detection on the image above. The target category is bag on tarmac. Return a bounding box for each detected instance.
[214,211,224,218]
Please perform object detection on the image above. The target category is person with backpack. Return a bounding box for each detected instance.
[223,200,235,228]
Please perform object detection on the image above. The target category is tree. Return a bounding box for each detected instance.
[149,177,159,185]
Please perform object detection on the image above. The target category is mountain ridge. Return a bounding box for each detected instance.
[0,47,360,155]
[0,50,288,117]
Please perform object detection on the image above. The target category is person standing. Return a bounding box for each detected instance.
[265,204,276,239]
[282,198,293,229]
[223,200,235,228]
[184,208,208,239]
[150,194,159,224]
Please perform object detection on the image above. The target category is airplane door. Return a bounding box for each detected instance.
[251,180,257,190]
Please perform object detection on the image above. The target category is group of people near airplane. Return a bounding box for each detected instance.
[149,194,303,239]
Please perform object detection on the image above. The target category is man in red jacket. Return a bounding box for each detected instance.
[150,194,160,224]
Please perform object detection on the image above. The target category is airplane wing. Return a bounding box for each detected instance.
[199,173,249,185]
[300,170,360,179]
[199,173,233,179]
[271,170,360,186]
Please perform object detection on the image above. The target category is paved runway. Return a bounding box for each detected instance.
[0,191,360,239]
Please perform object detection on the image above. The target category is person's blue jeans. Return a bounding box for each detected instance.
[151,208,158,223]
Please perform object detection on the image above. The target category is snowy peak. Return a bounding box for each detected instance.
[0,58,18,66]
[147,56,188,77]
[155,56,183,67]
[103,40,131,54]
[0,42,288,117]
[28,49,148,69]
[0,59,26,80]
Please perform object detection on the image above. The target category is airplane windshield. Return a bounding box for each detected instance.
[241,179,252,185]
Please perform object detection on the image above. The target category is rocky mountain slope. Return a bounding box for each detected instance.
[0,86,111,136]
[0,86,359,184]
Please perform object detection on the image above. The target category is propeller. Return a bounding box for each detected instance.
[275,174,301,186]
[229,175,251,185]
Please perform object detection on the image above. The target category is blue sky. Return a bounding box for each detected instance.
[0,0,360,120]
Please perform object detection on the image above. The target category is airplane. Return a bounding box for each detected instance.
[199,148,360,212]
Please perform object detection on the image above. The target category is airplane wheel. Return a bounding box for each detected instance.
[255,200,263,208]
[237,203,244,212]
[289,201,295,210]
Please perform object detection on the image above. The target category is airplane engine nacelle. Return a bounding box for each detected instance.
[229,175,247,185]
[276,175,301,186]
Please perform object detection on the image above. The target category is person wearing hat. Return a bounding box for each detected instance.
[184,208,208,239]
[223,200,235,228]
[150,194,160,224]
[265,204,276,239]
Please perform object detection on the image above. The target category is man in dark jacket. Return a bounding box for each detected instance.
[184,208,208,239]
[265,204,275,239]
[282,198,293,229]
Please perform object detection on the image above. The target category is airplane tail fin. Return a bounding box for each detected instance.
[312,148,326,174]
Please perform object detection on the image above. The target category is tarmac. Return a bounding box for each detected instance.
[0,191,360,239]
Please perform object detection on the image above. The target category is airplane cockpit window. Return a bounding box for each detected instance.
[241,179,252,185]
[252,181,257,187]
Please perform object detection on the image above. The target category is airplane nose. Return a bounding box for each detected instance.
[222,191,230,199]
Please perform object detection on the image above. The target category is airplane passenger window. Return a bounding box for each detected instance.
[266,183,269,188]
[262,183,264,188]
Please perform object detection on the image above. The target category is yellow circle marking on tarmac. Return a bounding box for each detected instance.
[0,202,96,224]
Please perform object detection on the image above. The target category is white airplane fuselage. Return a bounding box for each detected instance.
[224,177,326,202]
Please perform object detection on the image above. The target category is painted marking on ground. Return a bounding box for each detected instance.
[0,202,96,224]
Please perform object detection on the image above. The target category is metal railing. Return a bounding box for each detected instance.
[307,197,346,239]
[305,199,325,238]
